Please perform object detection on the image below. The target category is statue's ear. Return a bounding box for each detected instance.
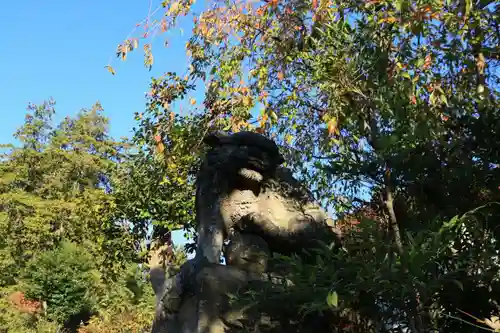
[203,131,229,147]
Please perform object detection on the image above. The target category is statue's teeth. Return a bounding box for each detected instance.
[238,168,263,182]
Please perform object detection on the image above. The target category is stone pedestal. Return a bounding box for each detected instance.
[152,263,263,333]
[151,262,334,333]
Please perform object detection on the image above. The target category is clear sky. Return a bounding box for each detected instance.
[0,0,200,246]
[0,0,201,140]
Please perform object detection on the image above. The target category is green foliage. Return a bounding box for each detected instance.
[0,99,134,282]
[0,99,166,332]
[113,0,500,331]
[238,205,500,331]
[0,301,58,333]
[21,241,100,324]
[81,263,156,333]
[112,74,232,250]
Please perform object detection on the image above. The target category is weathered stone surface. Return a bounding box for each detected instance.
[195,131,341,266]
[150,131,341,333]
[152,262,335,333]
[152,263,263,333]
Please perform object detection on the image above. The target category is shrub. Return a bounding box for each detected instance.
[21,241,100,325]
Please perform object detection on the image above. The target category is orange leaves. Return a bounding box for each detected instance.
[259,113,269,128]
[154,133,164,154]
[379,16,399,24]
[411,4,441,22]
[410,95,417,105]
[256,0,278,16]
[321,113,340,137]
[312,0,318,10]
[277,71,285,81]
[268,0,280,8]
[189,98,196,105]
[327,117,339,136]
[258,90,269,102]
[423,54,432,70]
[255,127,266,134]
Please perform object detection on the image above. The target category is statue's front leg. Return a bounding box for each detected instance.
[195,213,225,264]
[196,224,224,264]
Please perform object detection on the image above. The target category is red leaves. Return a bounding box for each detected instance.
[8,292,42,314]
[269,0,279,8]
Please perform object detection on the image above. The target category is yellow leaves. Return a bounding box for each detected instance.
[156,142,165,154]
[327,117,339,136]
[476,53,486,74]
[259,113,269,128]
[484,316,500,331]
[379,16,398,24]
[242,95,253,107]
[231,118,249,132]
[153,134,164,154]
[105,65,116,75]
[144,43,154,69]
[257,109,278,130]
[285,134,293,144]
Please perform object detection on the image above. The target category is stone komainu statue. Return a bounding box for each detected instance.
[151,131,342,333]
[195,131,341,266]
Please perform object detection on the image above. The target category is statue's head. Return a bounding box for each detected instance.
[202,131,284,185]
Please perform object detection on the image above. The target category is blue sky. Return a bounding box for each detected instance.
[0,0,201,246]
[0,0,201,141]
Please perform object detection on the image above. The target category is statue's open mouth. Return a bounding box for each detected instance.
[237,167,264,183]
[236,157,268,183]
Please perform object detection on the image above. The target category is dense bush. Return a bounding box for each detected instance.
[21,241,100,325]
